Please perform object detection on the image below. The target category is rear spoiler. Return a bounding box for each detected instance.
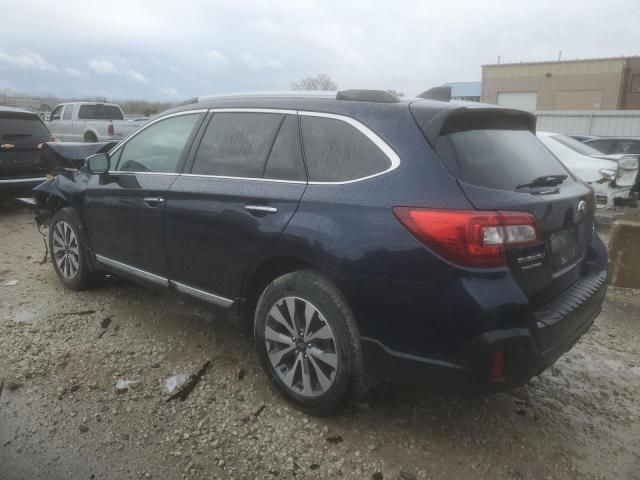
[40,141,119,170]
[410,103,537,146]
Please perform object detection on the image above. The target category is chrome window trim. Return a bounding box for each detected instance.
[94,254,168,287]
[106,107,401,185]
[108,109,208,157]
[170,280,233,308]
[106,171,178,176]
[299,111,401,185]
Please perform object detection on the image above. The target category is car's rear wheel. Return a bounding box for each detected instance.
[254,270,363,415]
[49,208,101,290]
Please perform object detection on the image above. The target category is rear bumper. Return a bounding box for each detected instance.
[359,265,607,392]
[0,176,47,196]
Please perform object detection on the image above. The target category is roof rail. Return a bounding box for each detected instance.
[336,89,400,103]
[197,90,337,102]
[417,85,452,102]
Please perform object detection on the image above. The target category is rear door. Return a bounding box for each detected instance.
[83,111,204,280]
[413,105,594,304]
[164,110,307,303]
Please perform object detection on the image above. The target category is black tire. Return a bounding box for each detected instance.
[84,132,97,143]
[49,207,101,290]
[254,270,364,415]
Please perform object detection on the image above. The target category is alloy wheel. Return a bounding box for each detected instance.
[265,296,338,397]
[52,220,80,279]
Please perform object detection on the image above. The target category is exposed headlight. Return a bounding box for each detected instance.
[599,168,617,181]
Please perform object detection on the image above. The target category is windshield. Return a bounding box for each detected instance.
[550,134,602,156]
[435,129,570,191]
[0,114,51,139]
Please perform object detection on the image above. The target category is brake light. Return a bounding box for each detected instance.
[489,349,506,380]
[393,208,539,267]
[108,124,114,136]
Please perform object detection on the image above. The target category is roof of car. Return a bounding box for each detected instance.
[0,105,39,115]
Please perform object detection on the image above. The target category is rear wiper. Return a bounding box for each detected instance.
[516,174,568,189]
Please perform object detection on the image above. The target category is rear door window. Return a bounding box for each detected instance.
[62,105,74,120]
[263,115,306,181]
[192,112,283,178]
[300,116,391,182]
[435,129,570,191]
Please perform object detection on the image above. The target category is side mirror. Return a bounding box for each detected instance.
[86,153,110,174]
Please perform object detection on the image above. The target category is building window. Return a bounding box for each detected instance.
[631,74,640,94]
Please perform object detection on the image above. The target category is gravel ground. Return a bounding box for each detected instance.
[1,202,639,480]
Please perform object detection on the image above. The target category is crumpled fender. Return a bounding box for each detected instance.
[32,173,87,225]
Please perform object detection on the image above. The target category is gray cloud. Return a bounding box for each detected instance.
[0,0,638,100]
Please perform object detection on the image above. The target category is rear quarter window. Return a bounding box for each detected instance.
[435,129,569,191]
[300,115,391,182]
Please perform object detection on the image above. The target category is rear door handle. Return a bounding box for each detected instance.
[245,205,278,214]
[143,196,165,207]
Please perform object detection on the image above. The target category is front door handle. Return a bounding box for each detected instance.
[143,196,165,207]
[245,205,278,214]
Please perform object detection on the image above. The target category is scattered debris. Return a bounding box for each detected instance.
[309,464,320,471]
[237,368,246,381]
[164,374,189,394]
[166,360,211,402]
[516,408,527,416]
[6,380,22,391]
[0,380,3,398]
[372,473,384,480]
[253,404,266,417]
[398,471,417,480]
[59,310,96,316]
[326,435,343,444]
[115,379,139,394]
[79,424,89,433]
[3,280,18,287]
[100,316,112,329]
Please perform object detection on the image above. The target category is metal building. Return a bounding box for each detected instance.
[481,56,640,112]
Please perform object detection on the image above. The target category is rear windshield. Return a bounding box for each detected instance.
[77,104,124,120]
[435,129,570,191]
[550,134,601,156]
[0,114,51,140]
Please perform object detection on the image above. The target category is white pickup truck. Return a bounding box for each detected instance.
[47,102,143,142]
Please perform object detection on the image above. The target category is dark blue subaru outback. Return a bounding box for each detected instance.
[33,90,607,414]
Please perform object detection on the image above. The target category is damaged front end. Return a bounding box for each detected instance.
[33,141,118,226]
[591,154,639,208]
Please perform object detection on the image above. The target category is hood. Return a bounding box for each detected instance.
[40,141,118,171]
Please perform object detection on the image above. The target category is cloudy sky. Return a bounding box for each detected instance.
[1,0,639,101]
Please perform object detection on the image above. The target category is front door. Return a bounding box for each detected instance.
[164,111,307,302]
[83,111,204,280]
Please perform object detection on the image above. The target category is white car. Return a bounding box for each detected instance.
[537,131,639,208]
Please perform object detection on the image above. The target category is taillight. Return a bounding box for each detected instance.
[393,208,539,268]
[108,124,114,136]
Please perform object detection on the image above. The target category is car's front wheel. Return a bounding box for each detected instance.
[254,270,363,415]
[49,207,101,290]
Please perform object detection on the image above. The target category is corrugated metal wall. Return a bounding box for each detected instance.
[535,110,640,136]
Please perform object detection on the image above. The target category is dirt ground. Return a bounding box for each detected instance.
[1,201,639,480]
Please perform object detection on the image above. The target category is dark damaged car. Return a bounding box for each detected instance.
[33,90,608,414]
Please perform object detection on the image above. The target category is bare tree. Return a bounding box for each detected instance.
[291,74,338,91]
[387,89,404,97]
